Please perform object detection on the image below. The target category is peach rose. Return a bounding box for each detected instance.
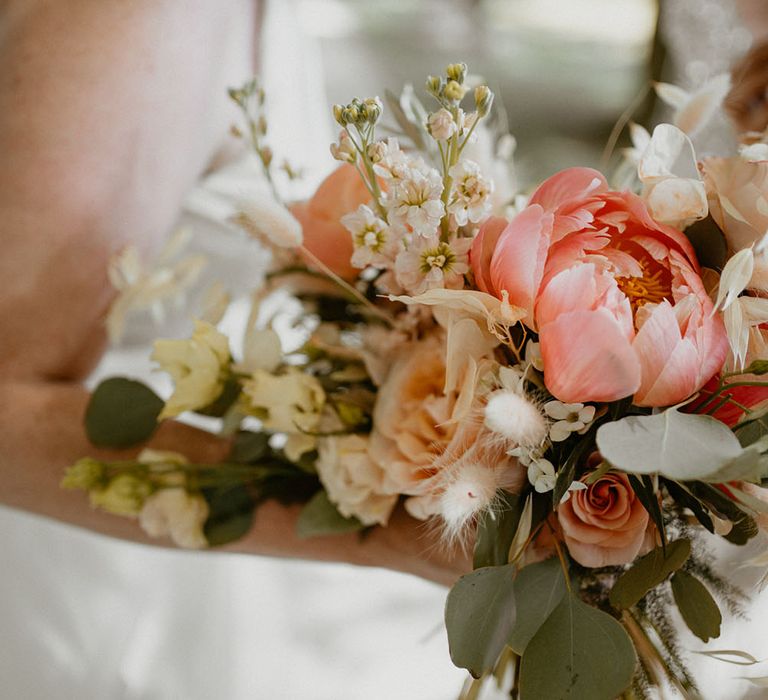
[558,472,652,567]
[292,164,371,280]
[367,332,525,522]
[471,167,728,406]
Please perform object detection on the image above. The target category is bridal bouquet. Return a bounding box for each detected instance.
[65,62,768,698]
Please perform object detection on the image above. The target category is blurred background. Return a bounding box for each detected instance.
[0,1,762,699]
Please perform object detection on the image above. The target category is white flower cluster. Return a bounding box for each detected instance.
[338,138,493,296]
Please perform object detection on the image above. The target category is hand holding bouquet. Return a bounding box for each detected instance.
[67,63,768,698]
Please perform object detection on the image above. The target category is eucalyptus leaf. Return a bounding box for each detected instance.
[473,491,522,569]
[609,539,691,610]
[296,490,363,539]
[693,649,763,666]
[445,564,517,678]
[519,592,637,700]
[507,559,567,654]
[85,377,164,448]
[202,483,255,547]
[596,410,745,481]
[671,570,722,642]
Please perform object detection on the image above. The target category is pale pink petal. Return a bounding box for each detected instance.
[563,526,648,567]
[539,308,641,403]
[529,167,608,212]
[489,204,553,328]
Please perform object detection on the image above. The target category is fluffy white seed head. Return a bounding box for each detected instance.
[439,462,498,541]
[484,390,548,446]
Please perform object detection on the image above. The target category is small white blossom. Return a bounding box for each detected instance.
[139,488,209,549]
[390,170,445,237]
[544,401,596,442]
[330,129,357,163]
[373,138,432,184]
[448,160,493,227]
[341,205,398,268]
[428,108,458,141]
[394,234,470,295]
[528,458,556,493]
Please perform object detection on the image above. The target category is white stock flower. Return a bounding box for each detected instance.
[544,401,596,442]
[373,138,431,184]
[428,108,458,141]
[139,488,209,549]
[152,320,231,419]
[390,170,445,237]
[447,160,493,226]
[394,235,471,295]
[341,204,398,268]
[316,434,398,526]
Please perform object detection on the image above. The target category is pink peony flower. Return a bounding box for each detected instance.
[558,472,653,567]
[291,164,372,281]
[470,167,728,406]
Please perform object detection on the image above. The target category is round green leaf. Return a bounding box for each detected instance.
[519,593,637,700]
[609,538,691,610]
[203,483,255,547]
[296,490,363,539]
[671,570,722,642]
[508,558,567,654]
[445,564,517,678]
[85,377,164,448]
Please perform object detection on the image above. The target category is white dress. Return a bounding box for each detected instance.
[0,4,464,699]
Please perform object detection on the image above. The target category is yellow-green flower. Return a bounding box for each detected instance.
[62,458,105,491]
[89,474,152,516]
[152,320,231,419]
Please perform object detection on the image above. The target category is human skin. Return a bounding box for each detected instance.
[0,0,466,586]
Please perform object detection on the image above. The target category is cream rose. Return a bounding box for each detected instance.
[316,434,398,526]
[557,473,652,567]
[152,320,230,419]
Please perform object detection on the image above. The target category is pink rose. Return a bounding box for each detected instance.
[558,472,652,567]
[471,167,728,406]
[292,164,371,280]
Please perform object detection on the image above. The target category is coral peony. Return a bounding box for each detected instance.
[471,167,728,406]
[291,164,372,280]
[558,472,653,567]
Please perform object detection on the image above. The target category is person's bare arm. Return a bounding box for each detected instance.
[0,0,466,585]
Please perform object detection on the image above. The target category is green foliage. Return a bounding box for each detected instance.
[629,475,666,546]
[296,490,364,539]
[230,431,270,464]
[85,377,164,448]
[609,539,691,610]
[473,491,523,569]
[445,565,517,678]
[740,360,768,376]
[684,216,728,270]
[688,483,758,545]
[519,592,637,700]
[195,376,241,418]
[597,409,759,482]
[736,414,768,448]
[202,483,255,547]
[671,570,722,642]
[507,559,567,654]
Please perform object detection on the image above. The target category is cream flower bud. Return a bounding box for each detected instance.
[446,62,467,83]
[366,140,386,164]
[426,75,442,96]
[428,108,458,141]
[363,96,383,124]
[332,104,345,126]
[484,390,548,446]
[62,458,105,491]
[444,80,468,102]
[474,85,494,117]
[343,105,360,125]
